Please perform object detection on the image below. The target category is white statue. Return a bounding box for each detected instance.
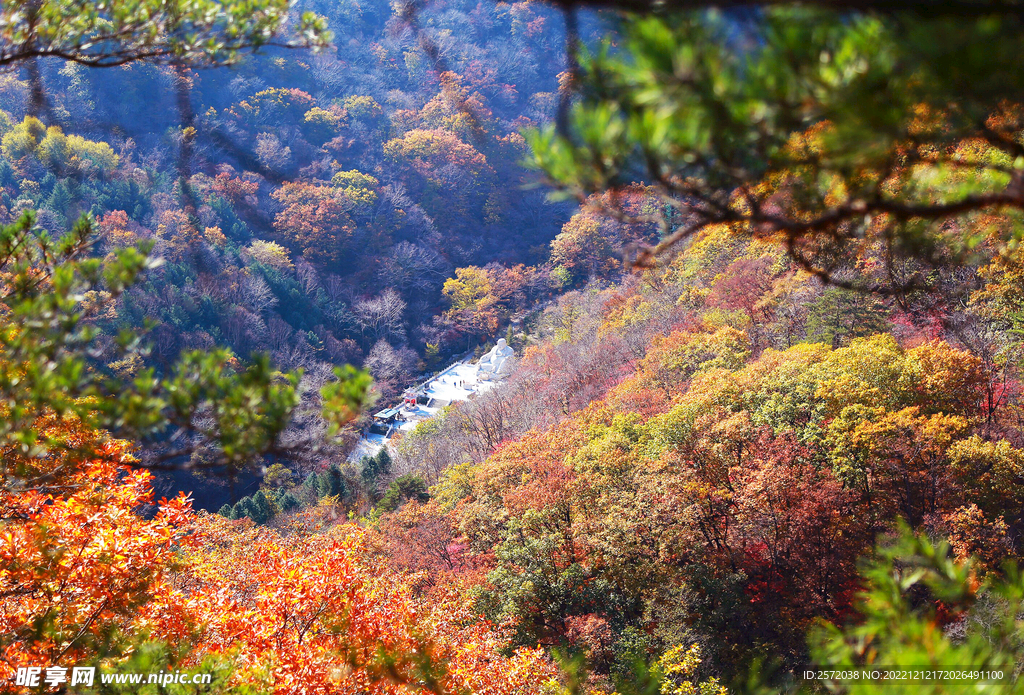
[477,338,514,380]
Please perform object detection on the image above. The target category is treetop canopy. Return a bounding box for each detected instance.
[0,0,331,68]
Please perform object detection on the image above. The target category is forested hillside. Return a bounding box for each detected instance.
[5,0,1024,693]
[0,0,614,503]
[376,223,1024,685]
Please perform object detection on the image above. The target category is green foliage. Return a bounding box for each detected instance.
[1,118,122,176]
[331,170,379,208]
[482,515,620,648]
[810,526,1024,694]
[0,210,371,488]
[322,365,374,440]
[277,491,299,512]
[361,448,392,491]
[249,491,271,524]
[805,288,890,349]
[1,117,45,161]
[0,0,330,68]
[429,461,475,512]
[302,473,318,492]
[317,464,346,500]
[652,644,727,695]
[376,473,428,514]
[527,7,1024,286]
[610,627,657,688]
[77,639,269,694]
[228,489,284,524]
[231,499,249,520]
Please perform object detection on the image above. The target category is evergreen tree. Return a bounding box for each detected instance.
[279,491,299,512]
[318,464,345,499]
[376,474,429,514]
[43,181,71,228]
[362,449,392,490]
[216,504,232,517]
[376,448,392,477]
[40,172,57,196]
[297,473,320,505]
[805,288,889,349]
[0,160,16,188]
[303,472,319,493]
[250,490,272,524]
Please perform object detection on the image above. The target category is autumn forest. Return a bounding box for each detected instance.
[4,0,1024,693]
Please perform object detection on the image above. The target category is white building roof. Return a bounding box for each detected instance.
[347,357,503,463]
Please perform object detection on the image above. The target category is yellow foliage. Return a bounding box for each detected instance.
[331,169,379,206]
[302,106,346,143]
[203,226,227,247]
[600,293,654,335]
[67,134,118,171]
[107,353,144,379]
[664,223,746,285]
[443,266,492,313]
[656,644,728,695]
[38,126,70,166]
[304,106,342,129]
[0,116,45,160]
[244,239,294,271]
[343,95,383,120]
[0,117,117,172]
